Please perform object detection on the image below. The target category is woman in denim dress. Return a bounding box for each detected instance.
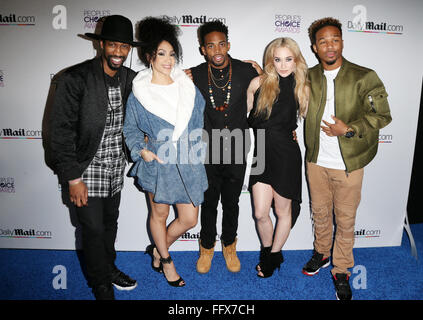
[124,17,208,287]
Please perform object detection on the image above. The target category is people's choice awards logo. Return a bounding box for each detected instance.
[83,9,111,29]
[347,5,403,35]
[274,14,301,33]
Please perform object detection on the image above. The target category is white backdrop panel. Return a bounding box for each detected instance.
[0,0,421,251]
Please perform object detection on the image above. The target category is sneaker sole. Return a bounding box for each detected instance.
[112,282,138,291]
[301,260,330,276]
[336,292,352,300]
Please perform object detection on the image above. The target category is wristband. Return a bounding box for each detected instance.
[69,178,82,186]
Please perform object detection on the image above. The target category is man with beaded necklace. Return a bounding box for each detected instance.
[186,21,262,274]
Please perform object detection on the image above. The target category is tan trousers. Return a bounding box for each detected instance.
[306,162,364,276]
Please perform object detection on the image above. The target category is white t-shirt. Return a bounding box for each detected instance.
[316,67,346,170]
[149,81,179,121]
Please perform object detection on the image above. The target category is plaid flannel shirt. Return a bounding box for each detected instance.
[82,84,126,197]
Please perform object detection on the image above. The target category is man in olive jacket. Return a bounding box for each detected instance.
[49,15,139,300]
[302,17,392,300]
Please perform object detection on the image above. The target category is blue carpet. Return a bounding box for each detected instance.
[1,224,422,301]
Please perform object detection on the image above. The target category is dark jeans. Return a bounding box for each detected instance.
[200,164,246,249]
[75,192,121,288]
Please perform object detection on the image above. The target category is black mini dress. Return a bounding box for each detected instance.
[248,73,302,227]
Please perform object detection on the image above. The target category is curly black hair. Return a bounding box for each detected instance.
[136,16,182,67]
[308,17,342,44]
[197,20,228,47]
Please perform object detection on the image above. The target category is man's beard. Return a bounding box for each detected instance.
[209,55,227,68]
[105,54,126,70]
[326,59,337,65]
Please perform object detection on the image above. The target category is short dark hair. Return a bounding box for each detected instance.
[197,20,228,47]
[136,16,182,67]
[308,17,342,44]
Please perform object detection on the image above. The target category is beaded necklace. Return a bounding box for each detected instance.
[207,59,232,112]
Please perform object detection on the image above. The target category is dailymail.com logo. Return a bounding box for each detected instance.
[0,128,42,139]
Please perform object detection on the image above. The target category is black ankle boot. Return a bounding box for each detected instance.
[270,251,284,269]
[257,251,284,278]
[256,246,272,272]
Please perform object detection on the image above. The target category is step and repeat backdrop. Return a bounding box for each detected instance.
[1,0,422,251]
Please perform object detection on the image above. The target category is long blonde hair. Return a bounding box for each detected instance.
[255,37,309,119]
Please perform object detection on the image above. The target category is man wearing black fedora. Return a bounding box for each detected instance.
[49,15,141,300]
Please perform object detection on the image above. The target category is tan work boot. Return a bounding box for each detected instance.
[222,238,241,272]
[196,242,215,274]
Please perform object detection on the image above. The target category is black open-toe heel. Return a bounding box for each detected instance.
[145,244,163,273]
[257,251,284,278]
[160,255,185,287]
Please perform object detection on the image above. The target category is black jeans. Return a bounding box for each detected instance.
[200,164,246,249]
[75,192,121,288]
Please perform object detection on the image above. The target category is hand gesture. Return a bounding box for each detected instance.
[243,60,263,75]
[184,68,193,81]
[321,115,348,137]
[140,149,164,164]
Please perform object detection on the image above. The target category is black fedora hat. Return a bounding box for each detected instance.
[85,15,142,47]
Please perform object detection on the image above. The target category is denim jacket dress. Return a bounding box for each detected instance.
[123,67,208,206]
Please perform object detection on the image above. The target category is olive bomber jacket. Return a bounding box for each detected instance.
[305,58,392,173]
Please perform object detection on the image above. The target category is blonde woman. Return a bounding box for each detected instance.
[247,37,309,278]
